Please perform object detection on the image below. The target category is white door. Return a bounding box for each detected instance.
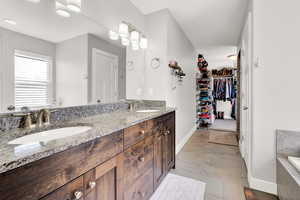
[92,49,119,104]
[0,34,3,112]
[240,13,252,170]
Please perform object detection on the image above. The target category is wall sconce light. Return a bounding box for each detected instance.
[140,37,148,49]
[130,31,140,43]
[109,30,119,40]
[67,0,81,13]
[25,0,41,3]
[55,1,71,18]
[110,21,148,51]
[121,37,130,46]
[119,23,129,38]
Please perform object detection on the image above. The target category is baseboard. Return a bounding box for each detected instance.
[176,125,197,154]
[248,175,278,195]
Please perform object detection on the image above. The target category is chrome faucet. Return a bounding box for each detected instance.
[37,109,50,127]
[12,112,35,129]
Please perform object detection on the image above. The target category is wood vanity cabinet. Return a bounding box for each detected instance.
[153,125,166,189]
[153,113,176,189]
[0,111,175,200]
[40,176,85,200]
[83,155,124,200]
[165,114,176,172]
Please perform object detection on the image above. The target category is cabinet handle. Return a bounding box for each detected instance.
[138,156,145,162]
[138,191,146,197]
[164,130,170,136]
[140,130,145,135]
[89,181,96,189]
[74,191,83,199]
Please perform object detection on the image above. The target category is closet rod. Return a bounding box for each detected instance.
[212,76,234,79]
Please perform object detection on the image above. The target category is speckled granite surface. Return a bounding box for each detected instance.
[0,102,129,132]
[276,130,300,200]
[0,106,175,174]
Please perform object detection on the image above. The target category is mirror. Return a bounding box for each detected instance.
[0,0,126,113]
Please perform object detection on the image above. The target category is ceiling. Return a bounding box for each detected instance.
[0,0,107,43]
[129,0,248,49]
[198,46,237,69]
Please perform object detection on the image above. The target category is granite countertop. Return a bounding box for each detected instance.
[0,107,175,174]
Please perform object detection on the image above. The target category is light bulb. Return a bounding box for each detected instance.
[132,43,139,51]
[67,0,81,12]
[227,54,237,60]
[130,31,140,42]
[26,0,40,3]
[140,37,148,49]
[56,9,71,17]
[67,4,81,12]
[121,38,130,46]
[4,19,17,25]
[56,1,71,17]
[119,23,129,38]
[109,30,119,40]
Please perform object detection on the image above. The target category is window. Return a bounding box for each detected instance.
[14,51,52,109]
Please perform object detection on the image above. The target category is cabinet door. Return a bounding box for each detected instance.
[84,155,123,200]
[123,168,154,200]
[153,126,166,189]
[40,177,84,200]
[165,114,176,171]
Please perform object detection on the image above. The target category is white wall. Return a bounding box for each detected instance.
[56,35,88,107]
[243,0,300,194]
[0,27,56,112]
[165,12,197,148]
[140,10,197,151]
[143,10,169,101]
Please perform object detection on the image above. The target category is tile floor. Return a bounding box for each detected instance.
[172,130,248,200]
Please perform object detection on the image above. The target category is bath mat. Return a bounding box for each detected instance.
[208,131,238,146]
[150,173,206,200]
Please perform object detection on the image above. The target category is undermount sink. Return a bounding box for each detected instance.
[8,126,92,145]
[136,109,160,113]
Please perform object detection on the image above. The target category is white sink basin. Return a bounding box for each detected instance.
[288,156,300,172]
[136,109,160,113]
[9,126,92,145]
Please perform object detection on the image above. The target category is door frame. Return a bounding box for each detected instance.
[239,12,253,175]
[91,48,119,104]
[0,33,3,112]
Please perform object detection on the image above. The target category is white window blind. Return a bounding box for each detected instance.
[14,52,51,109]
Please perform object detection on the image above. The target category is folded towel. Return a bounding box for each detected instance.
[288,156,300,172]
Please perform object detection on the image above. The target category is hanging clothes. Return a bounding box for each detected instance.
[213,77,236,101]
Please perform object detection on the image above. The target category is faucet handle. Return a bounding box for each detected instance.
[15,113,35,129]
[41,109,51,126]
[24,113,35,129]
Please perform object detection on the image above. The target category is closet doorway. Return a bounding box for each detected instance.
[210,67,239,133]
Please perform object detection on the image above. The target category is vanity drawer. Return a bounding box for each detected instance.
[124,168,154,200]
[124,122,151,149]
[40,176,84,200]
[0,131,123,200]
[123,136,154,186]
